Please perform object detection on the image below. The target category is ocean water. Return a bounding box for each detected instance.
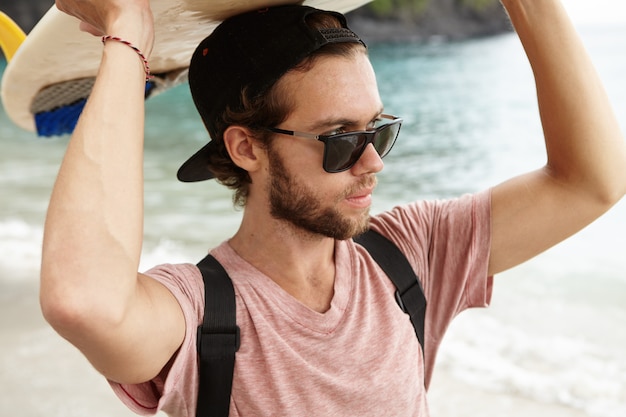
[2,18,626,417]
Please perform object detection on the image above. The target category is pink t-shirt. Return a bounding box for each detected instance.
[111,191,493,417]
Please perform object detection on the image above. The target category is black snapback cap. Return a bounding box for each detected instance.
[177,4,365,182]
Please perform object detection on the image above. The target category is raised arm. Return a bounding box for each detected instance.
[40,0,184,384]
[488,0,626,275]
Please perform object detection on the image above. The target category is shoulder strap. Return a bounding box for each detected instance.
[196,254,240,417]
[196,230,426,417]
[353,229,427,356]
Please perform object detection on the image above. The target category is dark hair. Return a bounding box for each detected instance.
[208,12,367,207]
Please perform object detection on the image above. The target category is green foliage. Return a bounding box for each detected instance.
[368,0,431,17]
[459,0,500,11]
[367,0,500,16]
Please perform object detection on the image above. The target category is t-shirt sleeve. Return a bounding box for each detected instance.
[369,189,493,386]
[108,262,204,417]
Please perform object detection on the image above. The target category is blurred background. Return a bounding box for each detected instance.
[1,1,625,416]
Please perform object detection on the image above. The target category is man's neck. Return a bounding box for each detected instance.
[228,209,337,313]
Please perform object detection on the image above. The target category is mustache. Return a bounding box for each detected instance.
[341,174,378,199]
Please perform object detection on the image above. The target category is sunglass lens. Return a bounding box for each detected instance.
[373,123,400,158]
[323,120,401,172]
[324,134,368,172]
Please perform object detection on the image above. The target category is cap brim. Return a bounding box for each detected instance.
[176,141,216,182]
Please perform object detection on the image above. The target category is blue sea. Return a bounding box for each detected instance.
[1,14,625,417]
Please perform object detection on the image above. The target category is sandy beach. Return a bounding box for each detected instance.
[0,274,143,417]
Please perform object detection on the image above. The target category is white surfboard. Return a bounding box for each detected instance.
[0,0,370,136]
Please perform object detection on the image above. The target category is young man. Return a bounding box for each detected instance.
[42,0,626,416]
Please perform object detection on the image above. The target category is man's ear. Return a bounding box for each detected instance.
[222,126,264,174]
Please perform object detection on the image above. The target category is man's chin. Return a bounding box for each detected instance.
[331,215,371,241]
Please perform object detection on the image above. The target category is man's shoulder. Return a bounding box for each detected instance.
[370,190,491,232]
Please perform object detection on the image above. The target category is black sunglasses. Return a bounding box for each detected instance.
[265,114,402,173]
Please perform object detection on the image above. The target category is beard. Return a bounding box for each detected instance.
[267,146,373,240]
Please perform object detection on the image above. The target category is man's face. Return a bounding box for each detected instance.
[264,52,385,240]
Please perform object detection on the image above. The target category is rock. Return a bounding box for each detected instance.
[347,1,512,43]
[0,0,511,43]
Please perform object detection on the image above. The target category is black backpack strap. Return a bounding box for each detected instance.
[195,231,426,417]
[354,229,427,356]
[196,254,240,417]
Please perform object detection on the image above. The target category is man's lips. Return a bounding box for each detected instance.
[345,186,375,208]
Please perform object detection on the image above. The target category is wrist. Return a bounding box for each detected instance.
[102,36,153,80]
[104,8,154,57]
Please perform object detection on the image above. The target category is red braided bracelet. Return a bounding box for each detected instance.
[101,35,153,80]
